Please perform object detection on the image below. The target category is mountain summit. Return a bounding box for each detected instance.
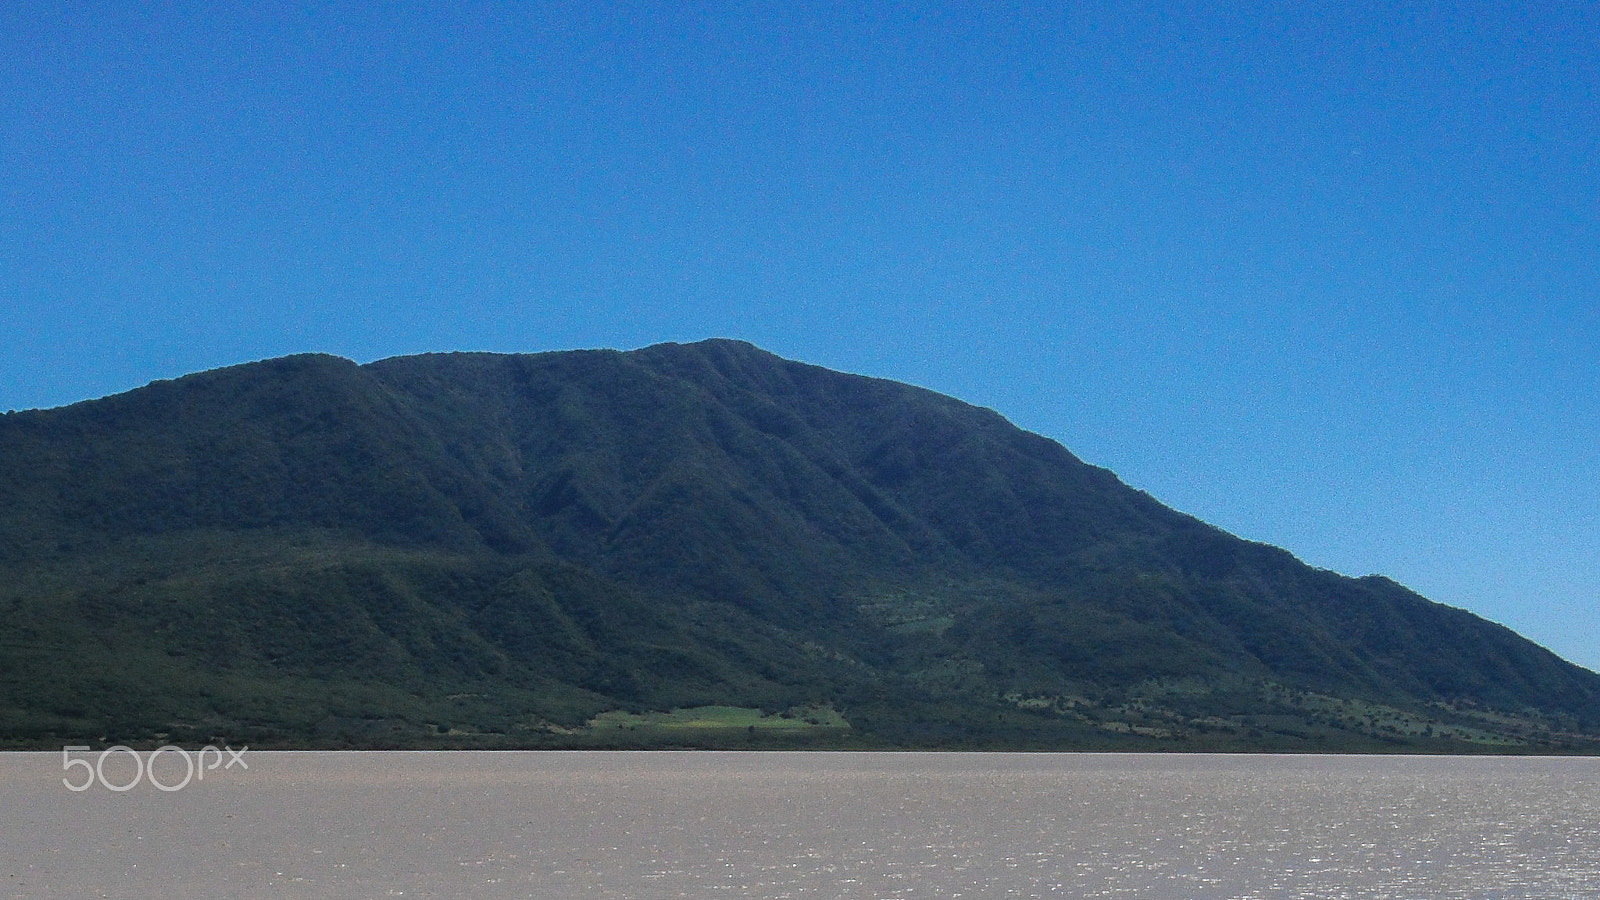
[3,340,1596,750]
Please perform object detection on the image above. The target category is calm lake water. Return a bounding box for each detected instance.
[5,751,1599,899]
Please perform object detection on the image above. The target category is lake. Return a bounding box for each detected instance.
[5,751,1598,898]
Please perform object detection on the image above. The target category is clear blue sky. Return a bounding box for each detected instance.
[4,2,1597,669]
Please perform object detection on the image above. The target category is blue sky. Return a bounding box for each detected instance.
[4,2,1597,669]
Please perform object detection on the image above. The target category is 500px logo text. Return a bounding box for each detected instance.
[62,744,248,792]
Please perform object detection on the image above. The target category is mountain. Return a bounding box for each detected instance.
[2,339,1597,751]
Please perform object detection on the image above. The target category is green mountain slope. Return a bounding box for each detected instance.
[2,340,1596,751]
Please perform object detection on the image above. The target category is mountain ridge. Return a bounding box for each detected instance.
[2,339,1596,751]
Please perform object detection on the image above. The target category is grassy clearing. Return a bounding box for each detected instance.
[587,704,849,732]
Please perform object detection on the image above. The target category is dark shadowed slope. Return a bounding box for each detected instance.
[2,340,1596,750]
